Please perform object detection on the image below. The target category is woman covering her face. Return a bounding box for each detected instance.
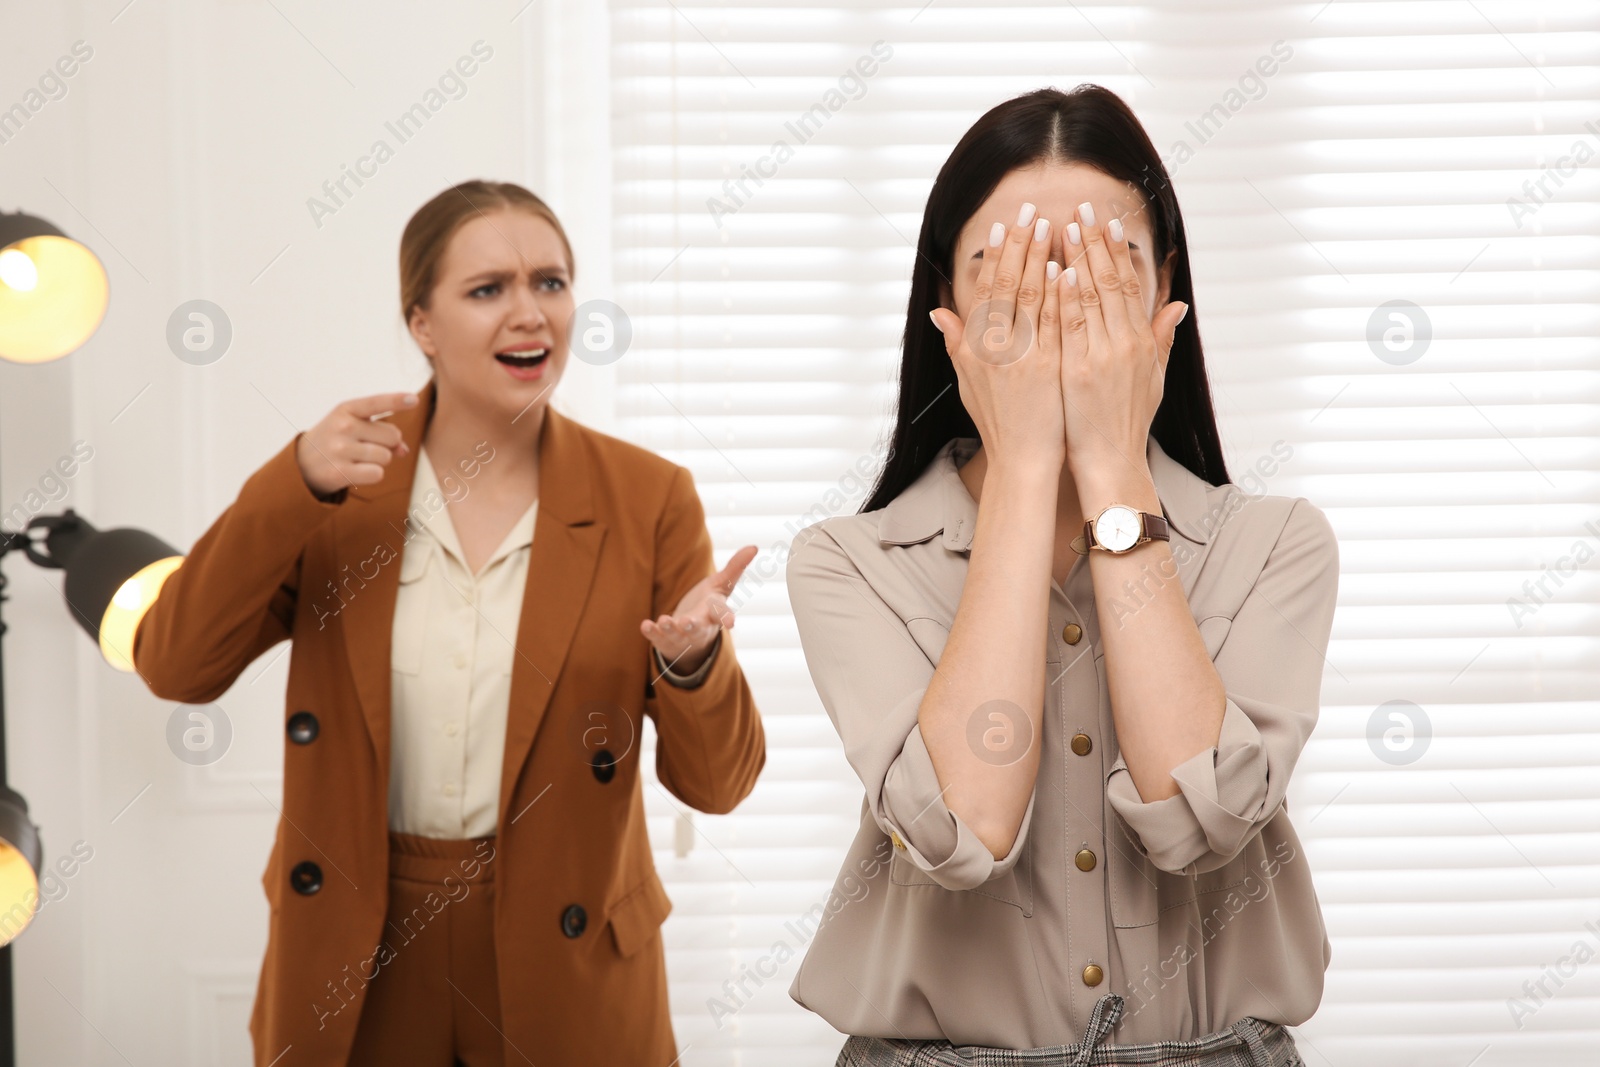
[786,84,1336,1067]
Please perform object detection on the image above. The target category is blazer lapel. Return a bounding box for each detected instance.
[496,403,604,831]
[330,377,606,829]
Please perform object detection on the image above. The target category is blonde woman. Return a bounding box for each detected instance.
[135,180,767,1065]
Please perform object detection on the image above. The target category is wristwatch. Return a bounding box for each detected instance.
[1071,504,1171,555]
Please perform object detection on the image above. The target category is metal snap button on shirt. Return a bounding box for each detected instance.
[561,904,587,938]
[290,861,323,895]
[1082,963,1104,986]
[1070,733,1092,756]
[286,711,318,745]
[1075,848,1097,872]
[1061,622,1083,645]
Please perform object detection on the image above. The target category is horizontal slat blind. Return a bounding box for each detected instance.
[608,2,1600,1064]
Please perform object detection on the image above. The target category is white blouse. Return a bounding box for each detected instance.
[388,443,718,839]
[387,444,538,838]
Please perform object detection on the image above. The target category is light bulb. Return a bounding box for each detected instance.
[0,247,38,292]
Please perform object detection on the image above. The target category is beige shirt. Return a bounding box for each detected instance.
[786,434,1340,1046]
[387,443,539,838]
[389,443,719,839]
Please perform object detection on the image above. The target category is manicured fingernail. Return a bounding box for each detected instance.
[1033,217,1049,242]
[1067,222,1081,246]
[1108,217,1123,243]
[1065,266,1078,287]
[1047,261,1059,281]
[1017,202,1036,227]
[403,394,418,405]
[1078,202,1096,227]
[928,308,941,328]
[989,221,1005,247]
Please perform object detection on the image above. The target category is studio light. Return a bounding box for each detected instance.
[15,510,184,672]
[0,210,109,365]
[0,205,118,1066]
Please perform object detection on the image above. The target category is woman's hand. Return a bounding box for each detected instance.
[1055,202,1188,486]
[642,544,758,675]
[929,203,1066,473]
[296,392,416,497]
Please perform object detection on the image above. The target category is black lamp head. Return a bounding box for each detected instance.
[21,510,184,672]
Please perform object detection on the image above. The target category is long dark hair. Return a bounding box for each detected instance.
[860,84,1230,514]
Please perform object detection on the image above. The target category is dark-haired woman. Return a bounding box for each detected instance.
[134,180,767,1065]
[786,86,1337,1067]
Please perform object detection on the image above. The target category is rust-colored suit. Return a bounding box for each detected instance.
[133,378,767,1065]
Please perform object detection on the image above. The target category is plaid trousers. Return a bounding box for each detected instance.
[834,994,1306,1067]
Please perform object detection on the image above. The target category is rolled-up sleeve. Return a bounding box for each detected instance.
[787,524,1033,891]
[1106,497,1340,876]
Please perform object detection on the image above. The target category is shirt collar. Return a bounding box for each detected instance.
[876,434,1216,551]
[409,443,538,573]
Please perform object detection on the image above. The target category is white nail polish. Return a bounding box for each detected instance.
[1065,266,1078,287]
[1047,261,1059,281]
[1034,217,1049,242]
[1067,222,1081,246]
[1078,202,1096,227]
[1017,202,1036,227]
[989,221,1005,247]
[1108,217,1123,243]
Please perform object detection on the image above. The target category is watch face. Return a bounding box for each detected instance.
[1094,506,1141,552]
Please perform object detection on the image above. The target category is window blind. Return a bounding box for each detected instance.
[605,2,1600,1064]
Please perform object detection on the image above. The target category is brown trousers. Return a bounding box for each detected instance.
[346,831,504,1067]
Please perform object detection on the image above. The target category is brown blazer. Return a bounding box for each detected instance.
[133,377,767,1066]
